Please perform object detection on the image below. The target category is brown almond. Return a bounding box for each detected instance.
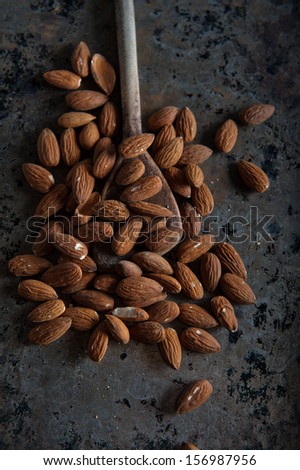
[154,137,184,169]
[58,255,97,272]
[93,137,113,163]
[177,234,215,263]
[65,159,92,188]
[54,232,88,260]
[111,306,149,322]
[60,128,81,166]
[71,163,95,205]
[43,70,81,90]
[93,147,116,179]
[147,300,180,323]
[41,262,82,288]
[22,163,55,193]
[128,201,174,218]
[181,442,199,450]
[18,279,58,301]
[79,122,100,150]
[88,322,109,362]
[28,317,72,345]
[76,221,113,243]
[58,112,96,128]
[99,101,118,137]
[159,328,182,369]
[71,41,91,77]
[164,167,191,198]
[214,119,238,153]
[28,299,65,323]
[35,184,69,218]
[94,274,120,294]
[8,254,52,277]
[91,53,116,95]
[176,107,197,142]
[75,192,101,217]
[152,124,176,154]
[178,304,218,329]
[180,201,201,238]
[239,103,275,125]
[93,200,130,221]
[32,221,63,257]
[66,90,108,111]
[192,183,214,216]
[105,314,130,344]
[200,252,222,292]
[111,217,143,256]
[211,296,238,332]
[132,251,173,275]
[184,164,204,188]
[237,160,270,193]
[180,327,221,353]
[115,159,145,186]
[148,106,179,132]
[214,242,247,280]
[176,379,213,414]
[61,272,96,294]
[130,321,165,344]
[121,292,168,308]
[144,226,182,255]
[115,260,143,278]
[119,133,155,159]
[120,175,162,203]
[146,273,181,294]
[178,144,213,165]
[64,307,99,331]
[220,273,256,304]
[72,289,114,312]
[174,262,203,300]
[117,276,163,301]
[37,128,60,167]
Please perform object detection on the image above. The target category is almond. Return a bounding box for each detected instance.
[60,128,81,166]
[93,200,130,221]
[28,317,72,345]
[120,175,162,203]
[93,147,116,179]
[146,300,180,323]
[72,289,114,312]
[178,304,218,329]
[130,321,165,344]
[159,328,182,369]
[214,242,247,280]
[115,159,145,186]
[76,221,113,243]
[184,164,204,188]
[211,296,238,332]
[154,137,184,169]
[22,163,55,193]
[214,119,238,153]
[174,262,203,299]
[192,183,214,216]
[115,260,143,278]
[58,255,97,272]
[164,167,191,198]
[178,144,213,165]
[37,128,60,167]
[128,201,174,218]
[18,279,58,301]
[66,159,92,188]
[176,379,213,414]
[132,251,173,275]
[64,307,99,331]
[71,163,95,205]
[144,226,182,255]
[61,272,96,294]
[88,322,109,362]
[181,442,199,450]
[220,273,256,304]
[148,106,179,132]
[66,90,108,111]
[28,299,65,323]
[71,41,91,77]
[200,252,222,292]
[152,124,176,153]
[180,327,221,353]
[58,112,96,128]
[237,160,270,193]
[119,133,155,159]
[99,101,118,137]
[32,221,64,256]
[8,254,52,277]
[54,232,88,260]
[43,70,81,90]
[35,184,69,218]
[177,234,215,263]
[79,122,100,150]
[111,217,143,256]
[93,137,113,163]
[238,103,275,125]
[105,314,130,344]
[121,292,167,308]
[146,274,181,294]
[75,192,101,217]
[41,262,82,288]
[180,202,201,238]
[117,276,163,301]
[110,306,149,322]
[94,274,120,294]
[91,53,116,95]
[176,107,197,142]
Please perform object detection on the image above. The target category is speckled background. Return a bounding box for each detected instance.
[1,0,300,450]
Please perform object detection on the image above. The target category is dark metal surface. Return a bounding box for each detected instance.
[1,0,300,450]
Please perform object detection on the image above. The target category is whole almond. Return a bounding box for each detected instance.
[115,260,143,278]
[130,321,165,344]
[220,273,256,304]
[37,128,60,167]
[8,254,52,277]
[239,103,275,125]
[184,164,204,188]
[93,137,113,163]
[164,167,191,198]
[128,201,174,218]
[117,276,163,301]
[115,159,145,186]
[178,304,218,329]
[94,274,120,294]
[105,314,130,344]
[61,272,96,294]
[177,234,215,263]
[28,317,72,345]
[214,242,247,280]
[144,226,182,255]
[28,299,66,323]
[75,192,101,217]
[147,300,180,323]
[148,106,179,132]
[72,163,95,205]
[41,262,82,288]
[174,262,203,300]
[58,255,97,272]
[176,379,213,414]
[22,163,55,193]
[237,160,270,193]
[91,53,116,95]
[93,200,130,221]
[54,232,88,260]
[132,251,173,275]
[93,147,116,179]
[18,279,58,301]
[159,328,182,369]
[88,322,109,362]
[154,137,184,169]
[72,289,114,312]
[111,306,149,322]
[178,144,213,165]
[146,274,182,294]
[79,122,100,150]
[60,128,81,166]
[211,296,238,332]
[66,90,108,111]
[192,183,214,216]
[152,124,176,153]
[64,307,99,331]
[43,70,81,90]
[66,159,92,188]
[180,327,221,353]
[71,41,91,77]
[58,112,96,128]
[180,201,201,238]
[200,252,222,292]
[99,101,118,137]
[112,217,143,256]
[119,133,155,158]
[35,184,69,218]
[32,221,63,257]
[120,175,162,203]
[214,119,238,153]
[76,221,113,243]
[121,292,167,308]
[176,107,197,142]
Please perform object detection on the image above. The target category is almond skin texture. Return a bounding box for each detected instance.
[18,279,58,301]
[148,106,179,132]
[41,262,82,288]
[105,314,130,344]
[211,296,238,332]
[132,251,173,275]
[8,254,52,277]
[177,234,215,263]
[58,255,97,273]
[110,306,149,322]
[64,307,99,331]
[58,112,96,128]
[37,128,60,167]
[72,163,95,205]
[115,260,143,278]
[237,160,270,193]
[35,183,69,219]
[152,124,176,153]
[200,252,222,292]
[164,167,191,198]
[147,300,180,324]
[176,379,213,414]
[60,128,81,166]
[71,41,91,77]
[93,137,113,163]
[111,217,143,256]
[144,226,182,255]
[66,90,108,111]
[88,322,109,362]
[214,119,238,153]
[61,272,96,294]
[178,144,213,165]
[28,300,66,323]
[239,103,275,125]
[180,327,221,353]
[159,328,182,369]
[130,321,166,344]
[43,70,81,90]
[115,159,145,186]
[28,317,72,345]
[220,273,256,304]
[120,175,162,203]
[154,137,184,169]
[174,262,204,300]
[192,183,214,216]
[94,274,120,294]
[75,192,101,218]
[180,202,201,238]
[79,122,100,150]
[121,292,167,308]
[214,242,247,280]
[179,304,219,329]
[176,107,197,142]
[91,53,116,95]
[184,164,204,188]
[119,133,155,158]
[128,201,174,218]
[93,200,130,221]
[93,148,116,179]
[117,276,163,301]
[22,163,55,193]
[54,232,88,260]
[72,290,114,312]
[146,274,182,294]
[99,101,118,137]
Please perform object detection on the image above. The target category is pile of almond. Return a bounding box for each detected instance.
[9,41,275,428]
